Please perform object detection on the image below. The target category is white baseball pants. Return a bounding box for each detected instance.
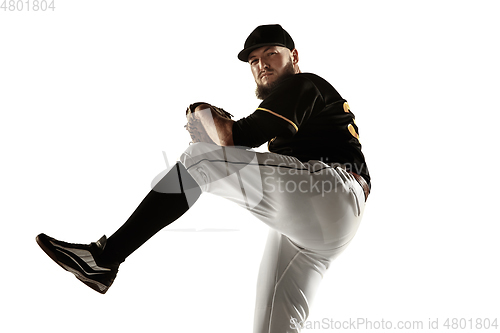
[180,143,366,333]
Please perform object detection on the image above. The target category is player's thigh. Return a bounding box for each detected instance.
[180,144,364,252]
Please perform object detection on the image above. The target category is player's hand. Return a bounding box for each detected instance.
[185,103,234,145]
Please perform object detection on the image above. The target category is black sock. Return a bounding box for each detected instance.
[99,162,201,264]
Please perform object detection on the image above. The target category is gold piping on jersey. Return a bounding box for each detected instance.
[267,136,277,150]
[256,107,299,133]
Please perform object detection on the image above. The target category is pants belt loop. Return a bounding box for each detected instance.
[349,171,370,201]
[327,163,369,201]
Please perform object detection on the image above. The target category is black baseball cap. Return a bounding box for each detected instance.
[238,24,295,62]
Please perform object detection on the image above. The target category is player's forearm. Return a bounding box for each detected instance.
[206,115,234,146]
[196,105,235,146]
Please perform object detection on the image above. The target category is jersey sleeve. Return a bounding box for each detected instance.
[232,75,324,148]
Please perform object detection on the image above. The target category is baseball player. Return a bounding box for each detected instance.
[36,24,371,333]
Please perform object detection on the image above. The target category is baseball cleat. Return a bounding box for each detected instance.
[36,233,119,294]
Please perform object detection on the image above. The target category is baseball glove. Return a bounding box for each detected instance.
[185,102,233,144]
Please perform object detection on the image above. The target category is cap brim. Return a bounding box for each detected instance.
[237,42,287,62]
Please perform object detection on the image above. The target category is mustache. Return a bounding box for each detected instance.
[259,70,274,78]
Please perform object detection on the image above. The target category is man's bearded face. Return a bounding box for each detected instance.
[248,46,297,100]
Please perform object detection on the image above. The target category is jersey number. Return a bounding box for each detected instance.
[344,102,360,143]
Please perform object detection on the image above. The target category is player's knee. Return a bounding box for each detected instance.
[180,142,220,168]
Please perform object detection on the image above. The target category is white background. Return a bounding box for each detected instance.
[1,1,499,332]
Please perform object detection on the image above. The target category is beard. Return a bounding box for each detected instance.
[255,59,296,100]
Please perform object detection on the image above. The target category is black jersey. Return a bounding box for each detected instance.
[232,72,370,187]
